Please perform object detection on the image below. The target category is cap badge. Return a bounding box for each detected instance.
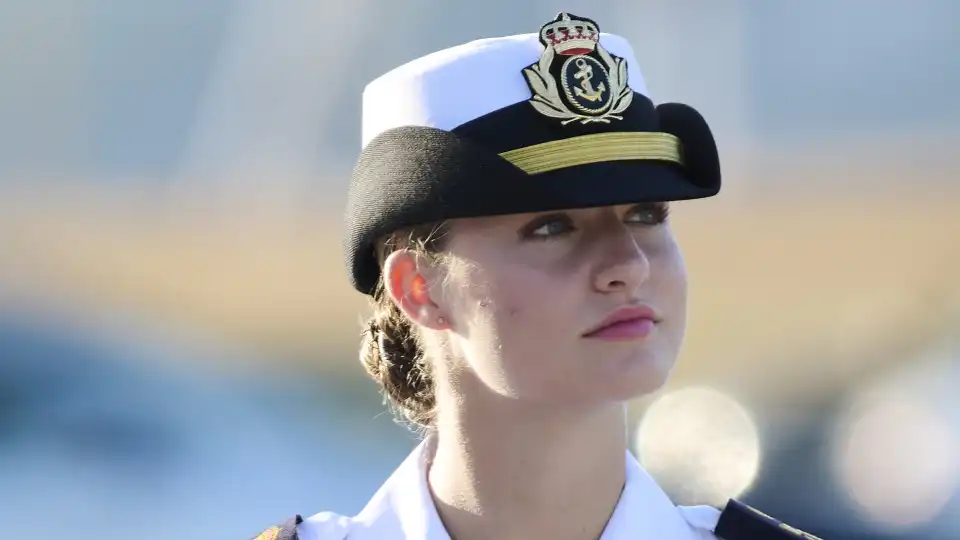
[522,13,633,125]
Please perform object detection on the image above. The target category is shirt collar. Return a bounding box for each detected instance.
[352,436,713,540]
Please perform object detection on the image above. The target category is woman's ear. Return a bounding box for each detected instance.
[383,249,449,330]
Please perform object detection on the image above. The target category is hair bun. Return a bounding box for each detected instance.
[359,305,435,429]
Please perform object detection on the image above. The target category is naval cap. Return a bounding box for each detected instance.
[344,12,721,295]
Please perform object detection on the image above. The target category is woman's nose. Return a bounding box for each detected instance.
[592,234,650,294]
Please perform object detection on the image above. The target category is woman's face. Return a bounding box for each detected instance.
[433,202,688,407]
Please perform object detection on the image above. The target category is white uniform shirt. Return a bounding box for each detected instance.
[296,437,721,539]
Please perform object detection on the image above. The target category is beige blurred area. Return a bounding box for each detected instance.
[2,150,956,399]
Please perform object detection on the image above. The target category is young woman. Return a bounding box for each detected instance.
[252,12,820,540]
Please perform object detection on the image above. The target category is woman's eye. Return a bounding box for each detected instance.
[625,204,669,226]
[521,215,575,239]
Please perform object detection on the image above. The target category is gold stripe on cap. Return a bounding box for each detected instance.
[499,132,683,175]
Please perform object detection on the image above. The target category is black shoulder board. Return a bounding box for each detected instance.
[715,500,824,539]
[250,515,303,540]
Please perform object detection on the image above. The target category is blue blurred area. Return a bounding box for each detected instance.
[2,0,958,181]
[0,306,417,539]
[742,0,960,139]
[83,0,236,176]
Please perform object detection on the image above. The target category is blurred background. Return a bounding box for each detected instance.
[1,1,958,538]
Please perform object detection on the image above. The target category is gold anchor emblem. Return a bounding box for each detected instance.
[573,58,606,103]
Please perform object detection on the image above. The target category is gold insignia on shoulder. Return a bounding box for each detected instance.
[523,13,633,125]
[252,525,281,540]
[779,522,823,540]
[746,503,823,539]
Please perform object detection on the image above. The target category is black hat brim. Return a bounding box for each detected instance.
[344,99,720,295]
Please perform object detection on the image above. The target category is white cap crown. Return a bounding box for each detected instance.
[361,32,648,148]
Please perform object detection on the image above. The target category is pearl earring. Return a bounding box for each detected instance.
[437,316,446,325]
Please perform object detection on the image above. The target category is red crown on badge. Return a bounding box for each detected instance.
[540,13,600,56]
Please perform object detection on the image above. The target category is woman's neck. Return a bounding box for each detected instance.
[427,400,628,540]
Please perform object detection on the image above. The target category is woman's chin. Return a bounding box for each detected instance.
[593,350,676,401]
